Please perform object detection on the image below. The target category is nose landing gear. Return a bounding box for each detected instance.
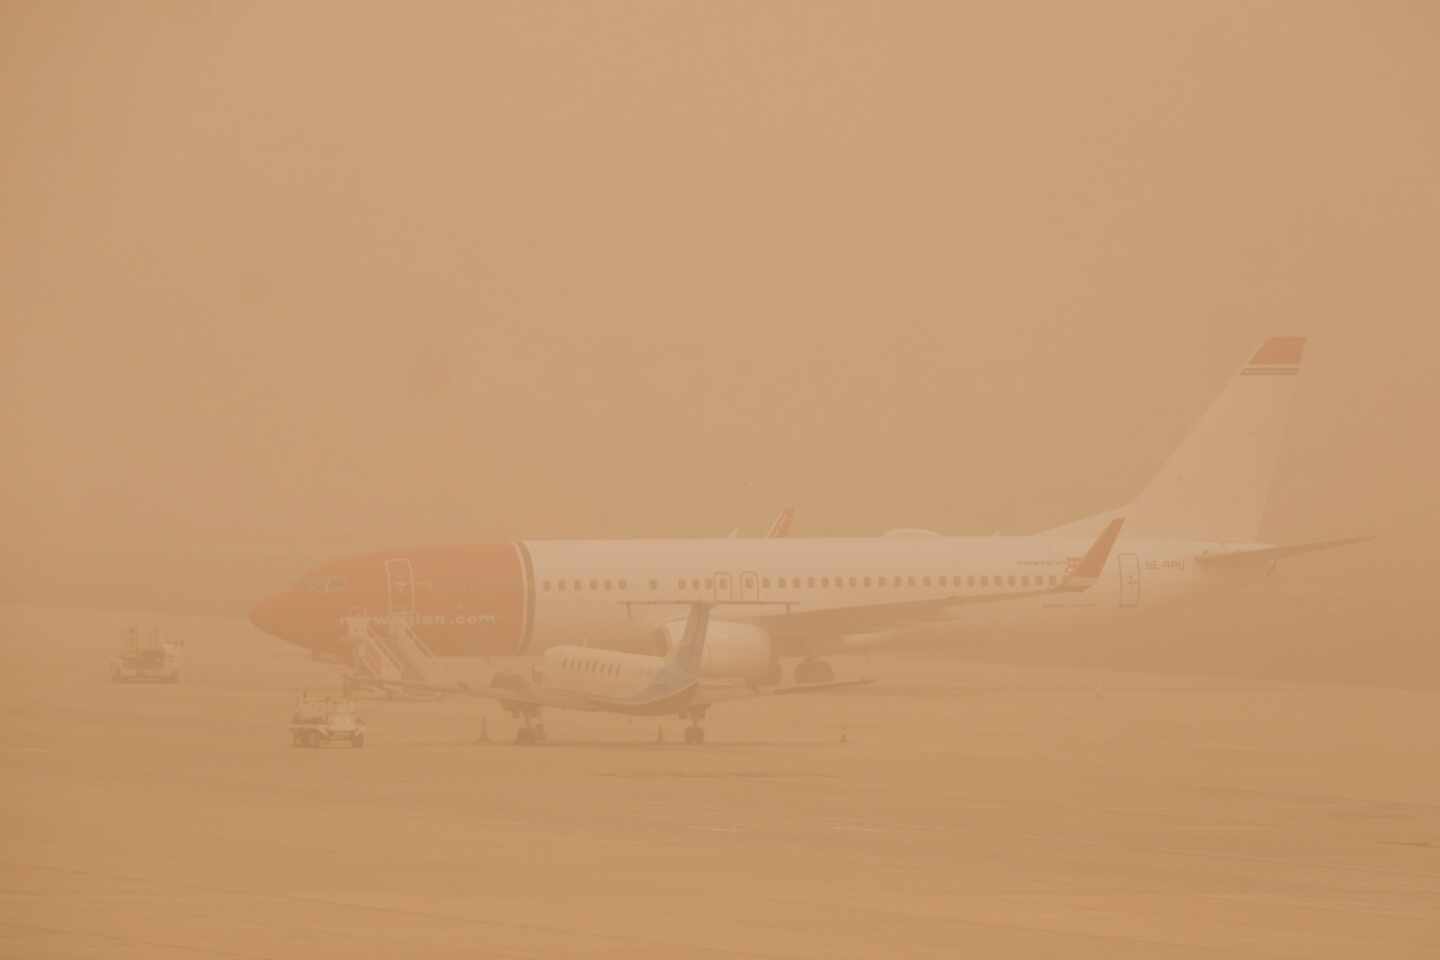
[682,707,708,745]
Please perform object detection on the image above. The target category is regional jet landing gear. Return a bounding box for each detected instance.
[511,707,547,746]
[683,707,708,745]
[793,658,835,685]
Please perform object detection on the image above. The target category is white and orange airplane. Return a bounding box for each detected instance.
[251,337,1365,685]
[341,519,1123,743]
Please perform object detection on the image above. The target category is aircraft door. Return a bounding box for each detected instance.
[1118,553,1140,607]
[385,558,416,618]
[712,571,733,602]
[738,570,760,601]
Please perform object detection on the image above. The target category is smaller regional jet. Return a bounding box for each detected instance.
[346,518,1125,745]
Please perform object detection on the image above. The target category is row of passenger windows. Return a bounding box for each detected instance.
[561,657,621,676]
[541,573,1060,592]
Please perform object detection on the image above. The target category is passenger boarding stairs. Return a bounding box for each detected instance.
[345,615,435,693]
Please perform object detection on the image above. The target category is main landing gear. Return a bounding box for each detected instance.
[793,658,835,685]
[512,708,547,746]
[682,707,708,745]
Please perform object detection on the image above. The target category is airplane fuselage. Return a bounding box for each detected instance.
[250,534,1262,662]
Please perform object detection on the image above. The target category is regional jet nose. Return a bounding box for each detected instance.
[248,593,284,638]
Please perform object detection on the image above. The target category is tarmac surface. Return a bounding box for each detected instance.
[3,604,1438,958]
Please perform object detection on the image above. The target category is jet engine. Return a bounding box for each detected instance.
[656,618,779,685]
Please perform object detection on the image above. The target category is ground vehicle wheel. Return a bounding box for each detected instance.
[292,732,304,747]
[304,730,320,748]
[352,733,365,749]
[515,727,535,746]
[794,659,835,685]
[684,726,705,745]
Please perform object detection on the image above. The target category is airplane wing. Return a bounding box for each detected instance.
[365,675,552,708]
[1195,536,1373,569]
[691,677,875,706]
[423,678,664,714]
[747,517,1125,637]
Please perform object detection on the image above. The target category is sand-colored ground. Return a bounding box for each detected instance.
[2,604,1437,958]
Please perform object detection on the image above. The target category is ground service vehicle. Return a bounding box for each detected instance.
[289,693,366,748]
[111,628,182,683]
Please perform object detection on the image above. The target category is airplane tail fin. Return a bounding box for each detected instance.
[1051,337,1306,542]
[666,604,713,677]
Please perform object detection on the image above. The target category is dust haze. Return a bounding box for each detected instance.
[3,2,1439,957]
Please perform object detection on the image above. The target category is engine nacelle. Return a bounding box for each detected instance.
[657,618,778,684]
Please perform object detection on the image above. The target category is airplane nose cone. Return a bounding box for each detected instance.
[249,594,283,637]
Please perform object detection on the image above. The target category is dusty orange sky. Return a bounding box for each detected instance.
[3,3,1438,629]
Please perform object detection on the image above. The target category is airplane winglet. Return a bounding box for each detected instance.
[1060,517,1126,592]
[766,506,796,539]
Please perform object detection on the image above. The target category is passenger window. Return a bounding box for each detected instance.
[1049,575,1058,586]
[705,578,713,589]
[863,576,872,587]
[807,577,816,588]
[573,579,582,591]
[979,576,989,587]
[907,576,916,587]
[777,577,786,588]
[922,576,932,587]
[719,578,729,591]
[604,580,612,591]
[650,579,659,590]
[558,580,567,591]
[761,577,770,588]
[744,576,753,589]
[878,576,887,587]
[967,576,975,588]
[1008,576,1016,587]
[821,577,830,588]
[590,579,599,591]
